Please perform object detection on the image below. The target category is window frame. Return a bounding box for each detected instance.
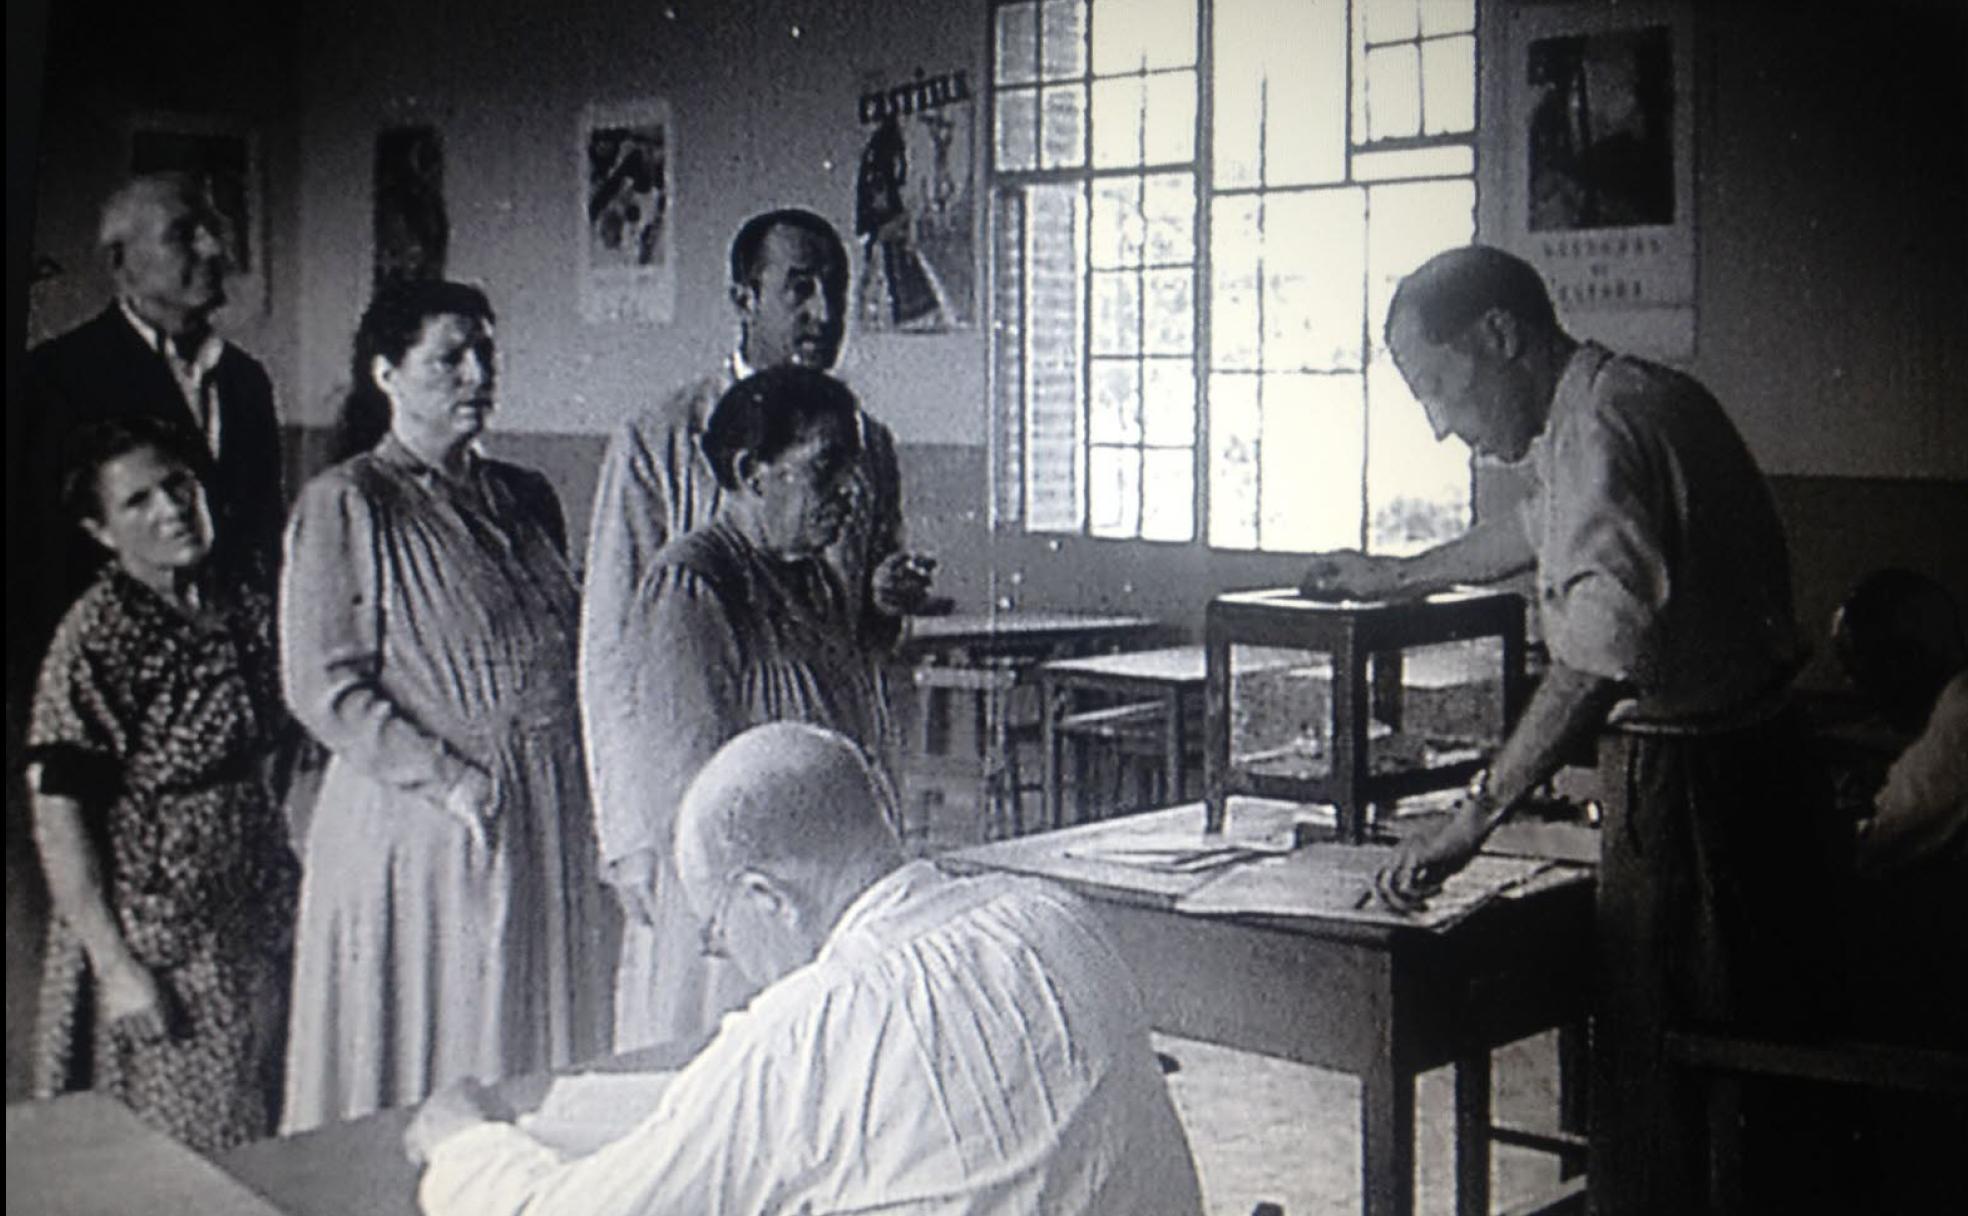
[986,0,1482,553]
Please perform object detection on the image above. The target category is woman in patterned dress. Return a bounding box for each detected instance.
[25,415,299,1154]
[277,279,611,1132]
[601,366,890,1049]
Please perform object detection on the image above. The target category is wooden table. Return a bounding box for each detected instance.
[898,609,1162,663]
[215,1041,699,1216]
[8,1092,285,1215]
[1037,644,1308,830]
[940,800,1595,1216]
[896,610,1162,837]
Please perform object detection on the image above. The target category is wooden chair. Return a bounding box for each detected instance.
[1053,698,1201,825]
[904,660,1040,842]
[1665,1027,1968,1213]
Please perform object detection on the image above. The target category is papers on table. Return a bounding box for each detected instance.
[1064,826,1299,875]
[1175,844,1553,932]
[517,1071,675,1158]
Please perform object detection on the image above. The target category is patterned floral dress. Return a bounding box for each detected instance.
[27,568,299,1155]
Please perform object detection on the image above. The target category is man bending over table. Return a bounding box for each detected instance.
[404,722,1202,1216]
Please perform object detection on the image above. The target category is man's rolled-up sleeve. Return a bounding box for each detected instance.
[1531,414,1668,686]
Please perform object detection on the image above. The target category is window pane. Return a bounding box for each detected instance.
[1419,0,1475,37]
[1362,0,1417,44]
[1365,178,1474,354]
[996,2,1039,85]
[990,189,1026,526]
[1090,76,1144,167]
[1091,358,1143,443]
[1212,0,1348,188]
[1141,447,1195,541]
[1365,44,1421,141]
[1365,178,1473,553]
[1140,172,1195,264]
[1091,269,1141,355]
[1091,0,1196,75]
[1025,184,1085,531]
[1210,196,1262,371]
[1091,73,1198,168]
[995,91,1038,171]
[1352,145,1474,181]
[1208,372,1260,548]
[1089,445,1143,537]
[1421,35,1476,135]
[1041,0,1089,79]
[1090,178,1144,269]
[1141,70,1197,164]
[1367,353,1469,555]
[1143,268,1193,354]
[1040,84,1087,168]
[1262,188,1366,372]
[1142,358,1194,445]
[1259,372,1364,552]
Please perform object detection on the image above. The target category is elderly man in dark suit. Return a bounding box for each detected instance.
[14,172,285,704]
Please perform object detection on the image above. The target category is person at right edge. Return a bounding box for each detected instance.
[1299,245,1845,1213]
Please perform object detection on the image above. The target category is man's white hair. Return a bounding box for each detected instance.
[97,172,201,252]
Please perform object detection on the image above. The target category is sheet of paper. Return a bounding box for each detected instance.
[517,1071,675,1158]
[1064,825,1299,874]
[1175,845,1552,932]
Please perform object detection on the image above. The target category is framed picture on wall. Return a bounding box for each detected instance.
[1498,1,1696,360]
[127,112,266,318]
[580,98,675,324]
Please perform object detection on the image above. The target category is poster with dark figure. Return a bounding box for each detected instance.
[374,125,448,289]
[857,116,943,328]
[1528,26,1675,232]
[853,68,976,333]
[128,116,265,315]
[1504,3,1694,359]
[580,99,674,323]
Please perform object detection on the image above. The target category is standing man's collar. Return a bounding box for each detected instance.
[118,297,223,374]
[731,349,757,381]
[1540,340,1614,440]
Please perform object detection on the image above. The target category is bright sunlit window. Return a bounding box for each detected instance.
[990,0,1479,554]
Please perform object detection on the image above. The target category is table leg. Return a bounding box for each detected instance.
[1164,686,1185,808]
[1455,1051,1492,1216]
[1362,1061,1416,1216]
[1557,1022,1588,1179]
[1042,675,1064,830]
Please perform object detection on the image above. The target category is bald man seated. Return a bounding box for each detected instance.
[404,722,1204,1215]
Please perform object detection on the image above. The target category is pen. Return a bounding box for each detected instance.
[1352,887,1375,910]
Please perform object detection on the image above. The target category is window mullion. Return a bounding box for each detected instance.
[1192,0,1213,548]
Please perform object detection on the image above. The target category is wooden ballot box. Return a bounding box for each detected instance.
[1203,588,1528,841]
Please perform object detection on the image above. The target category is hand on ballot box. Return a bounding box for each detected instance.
[1369,796,1492,915]
[1296,549,1407,603]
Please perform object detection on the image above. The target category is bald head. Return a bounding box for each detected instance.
[678,722,900,875]
[672,724,904,984]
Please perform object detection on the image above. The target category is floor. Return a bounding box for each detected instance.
[6,742,1574,1216]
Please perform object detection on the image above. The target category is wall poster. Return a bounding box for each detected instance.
[853,67,978,333]
[581,98,674,324]
[374,125,449,289]
[1500,2,1696,360]
[128,113,265,317]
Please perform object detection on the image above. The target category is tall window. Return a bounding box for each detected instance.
[990,0,1479,554]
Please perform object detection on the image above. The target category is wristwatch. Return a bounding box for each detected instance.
[1465,767,1498,815]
